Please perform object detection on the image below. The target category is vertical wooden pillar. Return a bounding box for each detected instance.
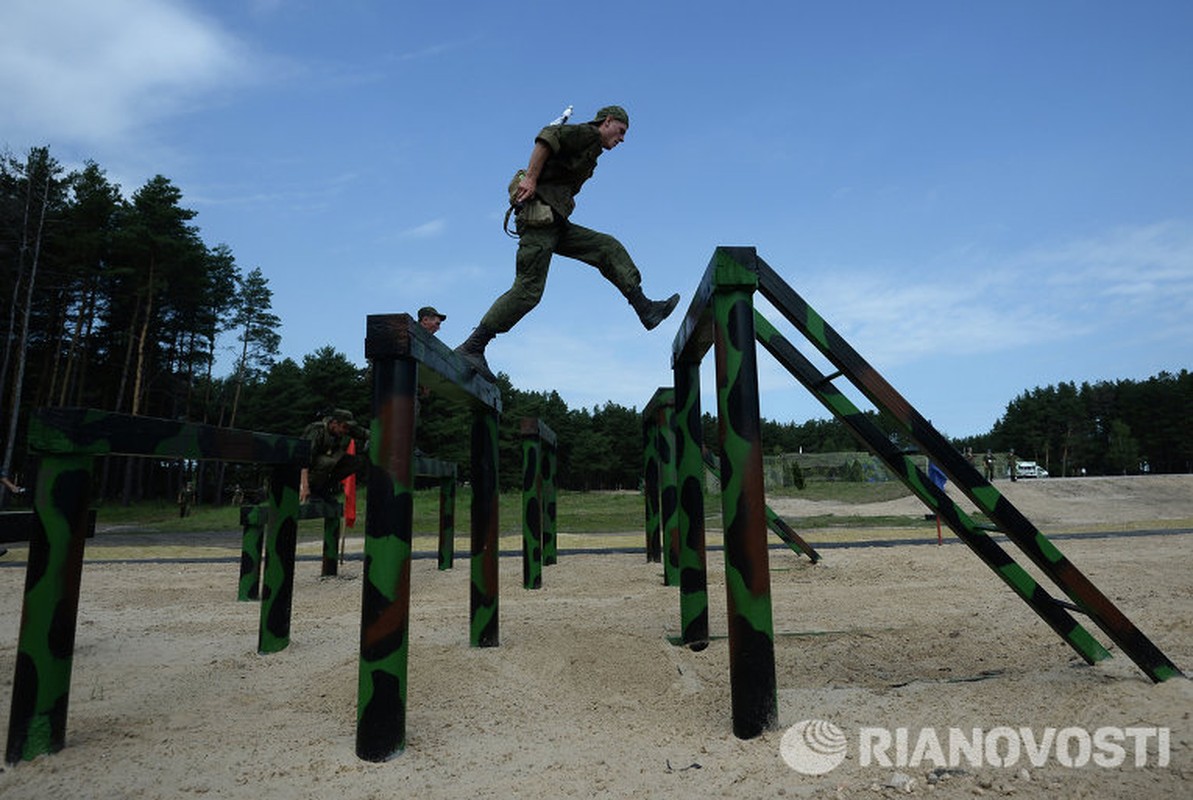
[542,438,558,566]
[5,455,93,763]
[470,408,500,648]
[356,354,418,761]
[437,472,456,570]
[712,285,776,739]
[258,463,300,654]
[321,507,341,576]
[642,412,662,562]
[238,505,265,600]
[658,398,680,587]
[672,363,709,649]
[520,423,543,589]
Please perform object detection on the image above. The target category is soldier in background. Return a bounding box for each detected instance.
[417,305,446,335]
[300,409,369,504]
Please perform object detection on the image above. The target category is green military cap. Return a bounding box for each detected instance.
[328,408,355,423]
[417,305,446,321]
[591,105,629,125]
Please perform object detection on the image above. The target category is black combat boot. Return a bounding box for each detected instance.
[455,324,498,382]
[628,288,681,331]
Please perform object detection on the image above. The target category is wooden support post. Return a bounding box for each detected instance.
[355,352,418,761]
[320,503,341,577]
[543,434,558,566]
[238,505,265,600]
[257,463,300,654]
[470,408,500,648]
[642,407,662,563]
[672,362,709,649]
[437,474,456,570]
[520,421,544,590]
[712,281,777,739]
[5,455,93,763]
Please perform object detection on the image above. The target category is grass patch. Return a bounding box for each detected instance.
[79,480,923,539]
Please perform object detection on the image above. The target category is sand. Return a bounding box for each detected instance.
[1,475,1191,799]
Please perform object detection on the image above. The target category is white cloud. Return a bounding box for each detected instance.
[792,220,1193,368]
[399,219,448,239]
[0,0,256,147]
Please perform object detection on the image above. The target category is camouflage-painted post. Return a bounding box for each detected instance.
[711,274,777,740]
[437,474,456,570]
[7,408,309,764]
[321,505,342,577]
[642,404,662,563]
[751,310,1110,662]
[671,361,709,648]
[700,448,820,563]
[658,399,680,587]
[257,463,301,654]
[356,353,418,761]
[238,504,265,600]
[470,408,500,647]
[642,387,681,584]
[521,423,543,590]
[750,252,1182,683]
[520,417,557,578]
[543,434,558,566]
[5,455,93,764]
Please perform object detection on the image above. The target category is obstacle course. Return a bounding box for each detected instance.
[4,254,1182,769]
[660,245,1182,739]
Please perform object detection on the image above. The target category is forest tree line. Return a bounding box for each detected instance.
[3,147,1189,505]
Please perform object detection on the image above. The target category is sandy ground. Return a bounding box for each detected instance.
[1,475,1191,799]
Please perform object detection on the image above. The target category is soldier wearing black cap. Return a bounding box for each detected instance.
[455,104,680,382]
[300,408,369,503]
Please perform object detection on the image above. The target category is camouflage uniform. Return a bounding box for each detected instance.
[303,410,368,498]
[480,117,644,333]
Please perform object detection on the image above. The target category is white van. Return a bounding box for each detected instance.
[1015,461,1049,479]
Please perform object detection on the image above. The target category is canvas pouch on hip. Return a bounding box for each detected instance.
[508,169,554,227]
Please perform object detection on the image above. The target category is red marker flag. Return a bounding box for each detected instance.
[342,439,357,528]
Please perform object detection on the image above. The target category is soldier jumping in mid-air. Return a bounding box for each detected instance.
[456,104,680,382]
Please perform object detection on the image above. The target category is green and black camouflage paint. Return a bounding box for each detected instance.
[320,502,342,577]
[699,448,820,563]
[543,434,558,566]
[672,362,710,649]
[710,268,778,739]
[753,311,1110,665]
[437,472,456,571]
[470,408,500,648]
[752,253,1181,683]
[519,418,558,588]
[6,408,306,764]
[521,424,543,590]
[238,504,264,600]
[642,392,664,565]
[257,463,301,654]
[643,387,682,583]
[356,355,418,760]
[356,314,503,761]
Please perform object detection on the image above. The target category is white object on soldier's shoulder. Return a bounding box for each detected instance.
[550,105,573,125]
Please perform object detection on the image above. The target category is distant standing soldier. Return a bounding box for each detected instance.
[1006,449,1018,482]
[983,449,995,481]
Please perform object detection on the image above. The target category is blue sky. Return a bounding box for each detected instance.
[3,0,1191,438]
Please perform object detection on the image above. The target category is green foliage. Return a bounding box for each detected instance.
[4,144,1190,507]
[960,371,1193,476]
